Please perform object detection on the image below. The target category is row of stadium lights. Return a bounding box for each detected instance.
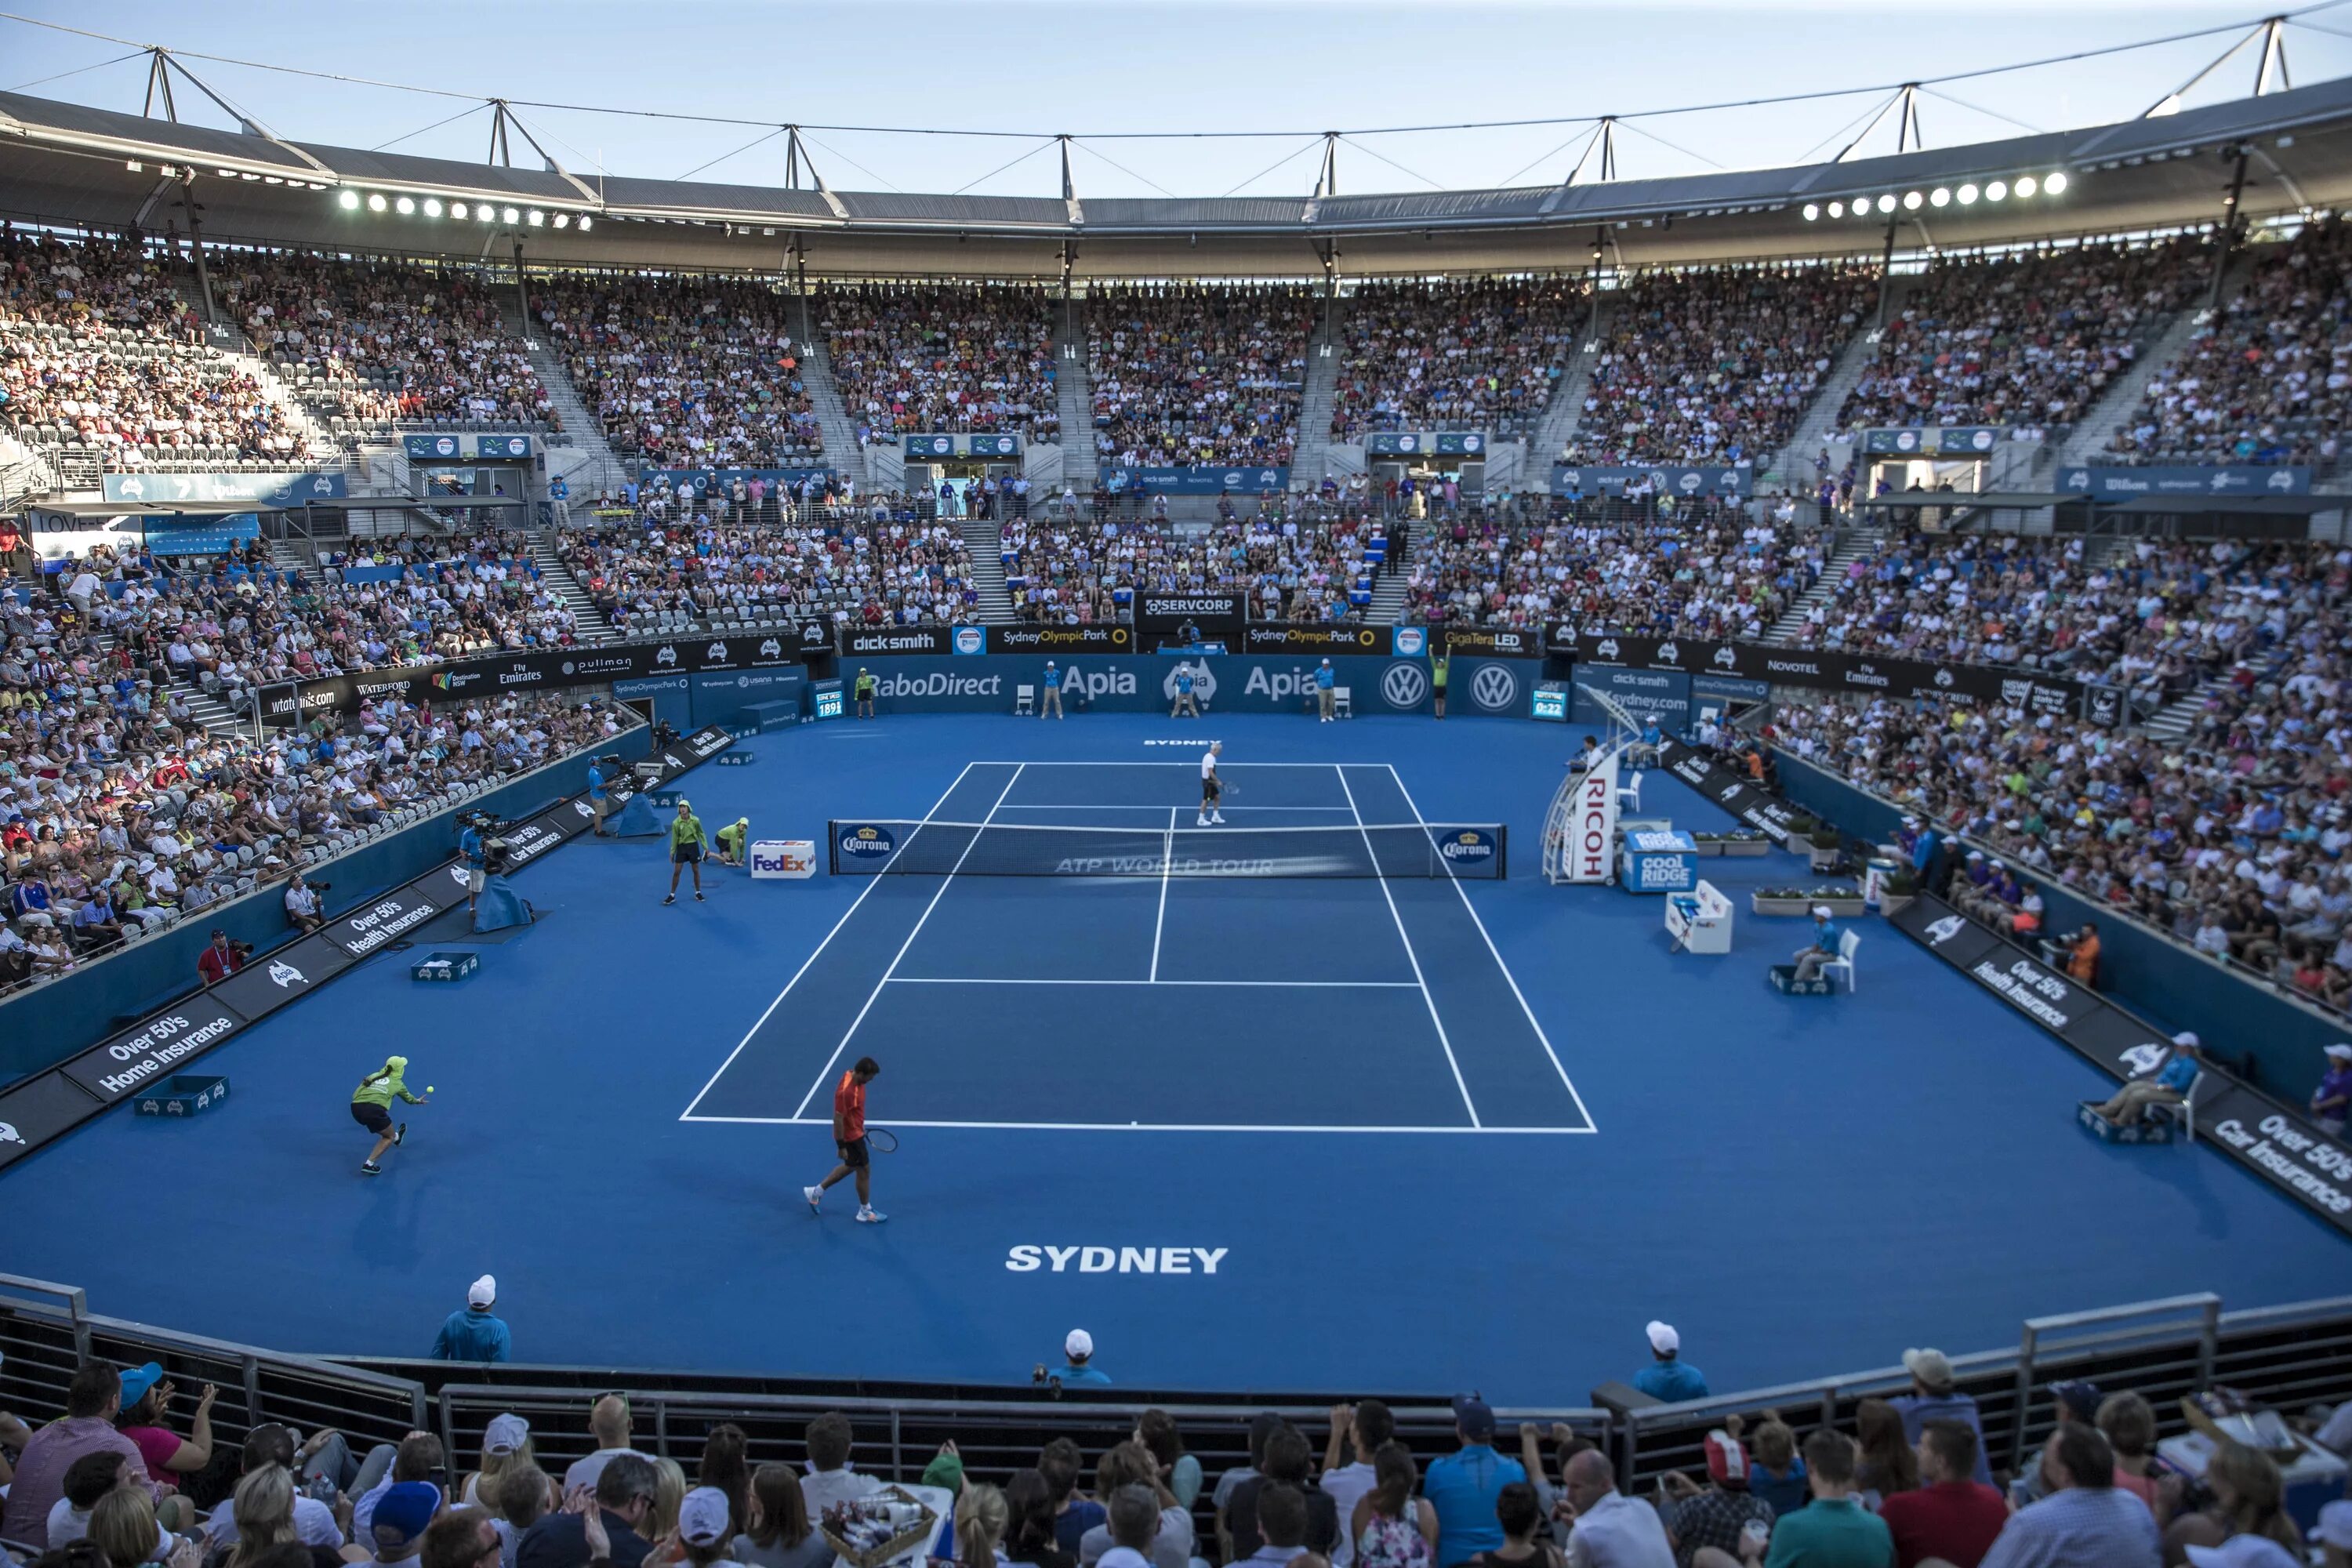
[333,189,592,230]
[1803,171,2068,221]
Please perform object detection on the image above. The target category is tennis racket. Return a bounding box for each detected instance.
[866,1127,899,1154]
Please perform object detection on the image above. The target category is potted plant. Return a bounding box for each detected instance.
[1807,826,1843,873]
[1878,868,1918,916]
[1722,827,1772,858]
[1690,832,1726,858]
[1750,886,1817,916]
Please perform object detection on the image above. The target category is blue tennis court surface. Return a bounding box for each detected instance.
[2,711,2344,1404]
[684,760,1590,1134]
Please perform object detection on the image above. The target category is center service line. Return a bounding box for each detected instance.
[1149,806,1174,982]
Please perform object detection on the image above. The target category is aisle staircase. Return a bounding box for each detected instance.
[502,299,630,500]
[1769,296,1904,482]
[1762,524,1880,644]
[1054,300,1097,495]
[1527,298,1617,467]
[2140,677,2229,742]
[960,517,1016,622]
[1290,320,1342,488]
[789,294,869,485]
[1369,520,1414,623]
[2045,292,2227,474]
[530,532,619,644]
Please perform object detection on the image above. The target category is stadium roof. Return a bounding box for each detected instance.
[5,74,2352,276]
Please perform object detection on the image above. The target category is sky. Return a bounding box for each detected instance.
[6,1,2352,200]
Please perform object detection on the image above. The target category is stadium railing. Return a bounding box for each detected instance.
[5,1271,2348,1507]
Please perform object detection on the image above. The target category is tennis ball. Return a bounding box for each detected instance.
[426,1085,436,1094]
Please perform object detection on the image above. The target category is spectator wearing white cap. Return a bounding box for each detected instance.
[2309,1044,2352,1137]
[1888,1350,1992,1486]
[2313,1499,2352,1568]
[675,1486,737,1568]
[1058,1330,1110,1388]
[1791,909,1843,988]
[1632,1323,1708,1403]
[431,1277,511,1364]
[462,1416,535,1508]
[2092,1034,2201,1127]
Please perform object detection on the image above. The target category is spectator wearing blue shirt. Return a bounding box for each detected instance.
[1633,1321,1709,1403]
[1792,908,1844,986]
[1056,1329,1109,1387]
[1041,661,1065,721]
[432,1275,511,1363]
[1423,1396,1524,1568]
[1316,659,1337,722]
[1889,1349,1994,1486]
[2095,1033,2202,1126]
[458,822,488,915]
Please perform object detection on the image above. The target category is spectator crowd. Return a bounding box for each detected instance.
[1001,500,1387,626]
[821,284,1058,446]
[1088,286,1311,470]
[1328,278,1586,443]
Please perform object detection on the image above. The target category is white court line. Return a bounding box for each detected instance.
[679,760,978,1120]
[973,760,1378,768]
[1383,763,1598,1133]
[993,804,1356,812]
[786,763,1027,1119]
[887,976,1421,988]
[1336,767,1481,1128]
[685,1116,1594,1134]
[1149,807,1174,982]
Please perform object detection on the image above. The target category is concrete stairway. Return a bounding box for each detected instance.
[1769,284,1913,481]
[1762,524,1880,644]
[2045,291,2230,474]
[2140,677,2230,742]
[1528,298,1617,466]
[168,670,249,737]
[503,299,630,500]
[209,335,344,476]
[530,532,619,644]
[1369,520,1414,623]
[960,517,1016,622]
[1290,320,1342,488]
[1054,299,1098,494]
[790,293,869,485]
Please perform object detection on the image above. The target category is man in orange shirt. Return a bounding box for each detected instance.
[2066,920,2101,988]
[804,1056,884,1223]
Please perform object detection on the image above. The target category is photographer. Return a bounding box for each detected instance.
[284,872,328,935]
[197,928,252,986]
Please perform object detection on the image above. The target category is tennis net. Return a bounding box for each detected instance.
[828,819,1508,879]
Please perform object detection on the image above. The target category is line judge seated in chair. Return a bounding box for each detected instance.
[2092,1033,2201,1126]
[1791,906,1843,986]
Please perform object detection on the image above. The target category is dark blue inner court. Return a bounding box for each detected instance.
[3,711,2343,1404]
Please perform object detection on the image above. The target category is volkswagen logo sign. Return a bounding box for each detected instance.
[1469,664,1518,712]
[1381,662,1429,709]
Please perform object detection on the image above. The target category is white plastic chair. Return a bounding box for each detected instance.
[2157,1069,2206,1144]
[1014,684,1036,716]
[1333,686,1352,718]
[1617,770,1644,813]
[1818,927,1860,993]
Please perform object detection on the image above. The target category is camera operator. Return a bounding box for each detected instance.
[198,927,252,985]
[652,718,682,749]
[284,871,328,934]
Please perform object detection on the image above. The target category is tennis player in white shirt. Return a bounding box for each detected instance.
[1196,741,1225,827]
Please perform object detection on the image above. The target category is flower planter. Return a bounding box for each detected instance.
[1878,893,1915,916]
[1806,845,1842,872]
[1690,840,1726,858]
[1751,895,1816,916]
[1722,840,1771,858]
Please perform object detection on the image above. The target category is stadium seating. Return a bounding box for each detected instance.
[533,274,823,468]
[1565,263,1878,465]
[1002,500,1390,625]
[1087,285,1312,469]
[1329,277,1586,443]
[822,282,1059,445]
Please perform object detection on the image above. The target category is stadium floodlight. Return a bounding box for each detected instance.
[450,201,469,220]
[527,209,546,227]
[577,216,593,233]
[2044,171,2069,194]
[1874,193,1894,214]
[240,172,260,181]
[1929,187,1951,208]
[338,191,360,211]
[1985,180,2009,201]
[1902,191,1922,210]
[126,160,142,172]
[552,212,570,229]
[1802,203,1818,220]
[394,197,416,216]
[478,205,497,223]
[2013,175,2038,198]
[422,198,443,218]
[217,168,237,178]
[1824,201,1842,219]
[366,193,388,212]
[263,176,283,185]
[1957,183,1980,205]
[502,206,520,224]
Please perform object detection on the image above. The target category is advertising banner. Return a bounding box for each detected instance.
[1564,753,1619,884]
[1572,666,1690,731]
[1116,466,1292,496]
[405,434,469,463]
[1451,658,1545,717]
[840,626,962,658]
[1240,625,1392,657]
[1138,593,1247,646]
[206,936,356,1022]
[1364,433,1487,457]
[2053,464,2311,497]
[990,625,1134,655]
[1435,626,1542,659]
[0,1070,103,1174]
[1549,465,1748,499]
[903,436,956,458]
[691,667,806,727]
[637,467,837,495]
[1859,426,2006,456]
[1552,630,2083,715]
[58,996,248,1105]
[101,471,348,506]
[1893,895,2352,1237]
[1656,739,1809,844]
[144,513,261,556]
[321,886,446,960]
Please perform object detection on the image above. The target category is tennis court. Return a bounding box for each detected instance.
[683,761,1594,1134]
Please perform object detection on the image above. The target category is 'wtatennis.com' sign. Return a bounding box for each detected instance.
[1007,1245,1230,1274]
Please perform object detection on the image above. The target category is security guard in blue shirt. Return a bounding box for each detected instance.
[457,821,488,913]
[1793,906,1843,985]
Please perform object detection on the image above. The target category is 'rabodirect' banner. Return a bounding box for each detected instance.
[1553,630,2091,721]
[1893,894,2352,1237]
[257,630,832,728]
[1549,465,1748,499]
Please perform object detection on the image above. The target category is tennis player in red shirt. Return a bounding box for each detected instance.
[804,1056,884,1222]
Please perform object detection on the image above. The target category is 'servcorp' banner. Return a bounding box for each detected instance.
[1893,895,2352,1236]
[1138,593,1247,647]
